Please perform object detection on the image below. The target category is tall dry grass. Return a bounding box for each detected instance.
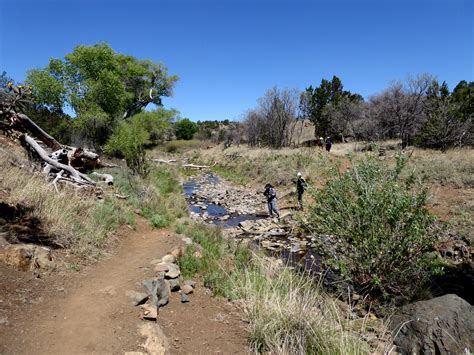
[0,158,134,257]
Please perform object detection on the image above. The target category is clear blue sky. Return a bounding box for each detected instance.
[0,0,472,121]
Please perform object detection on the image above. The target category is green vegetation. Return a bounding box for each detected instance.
[177,223,372,353]
[111,166,187,228]
[105,108,176,176]
[25,43,177,147]
[174,118,198,140]
[306,155,439,300]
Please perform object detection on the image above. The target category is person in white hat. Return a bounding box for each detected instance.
[294,172,307,210]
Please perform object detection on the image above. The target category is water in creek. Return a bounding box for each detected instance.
[183,173,262,228]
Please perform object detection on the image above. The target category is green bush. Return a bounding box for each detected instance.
[149,213,170,228]
[175,118,198,140]
[305,155,438,300]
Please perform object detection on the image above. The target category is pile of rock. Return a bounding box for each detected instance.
[127,239,197,322]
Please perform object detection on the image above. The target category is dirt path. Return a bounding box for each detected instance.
[0,216,248,354]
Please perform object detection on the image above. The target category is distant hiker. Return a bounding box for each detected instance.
[263,183,279,219]
[319,137,324,149]
[293,172,307,210]
[325,136,332,152]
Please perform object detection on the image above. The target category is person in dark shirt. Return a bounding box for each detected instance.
[263,183,279,219]
[325,136,332,152]
[293,172,307,210]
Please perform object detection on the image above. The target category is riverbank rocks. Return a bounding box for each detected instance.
[142,278,169,308]
[181,284,194,295]
[390,294,474,354]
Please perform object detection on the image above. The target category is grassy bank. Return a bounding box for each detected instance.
[176,222,379,354]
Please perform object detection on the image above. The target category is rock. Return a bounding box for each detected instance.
[166,277,181,292]
[181,284,193,294]
[181,237,193,245]
[153,263,170,273]
[32,246,55,269]
[390,294,474,354]
[140,303,158,320]
[170,246,185,258]
[193,250,202,259]
[165,263,180,279]
[126,290,149,306]
[221,215,230,221]
[138,322,170,354]
[184,280,196,288]
[180,292,189,303]
[0,244,55,271]
[142,278,169,307]
[161,254,176,264]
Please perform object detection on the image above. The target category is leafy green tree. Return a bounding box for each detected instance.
[26,43,178,146]
[104,108,176,175]
[300,75,362,138]
[175,118,198,140]
[415,80,473,150]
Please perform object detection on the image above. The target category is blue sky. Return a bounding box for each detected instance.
[0,0,472,121]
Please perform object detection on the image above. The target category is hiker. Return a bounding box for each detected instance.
[263,183,279,219]
[325,136,332,152]
[293,172,307,210]
[319,137,324,149]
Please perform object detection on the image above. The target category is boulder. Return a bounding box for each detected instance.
[180,292,189,303]
[390,294,474,354]
[0,244,55,271]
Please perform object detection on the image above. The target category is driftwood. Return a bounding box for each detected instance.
[7,110,62,150]
[21,135,95,186]
[183,164,210,170]
[91,172,114,185]
[151,158,177,165]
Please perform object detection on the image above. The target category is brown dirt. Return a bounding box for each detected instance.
[0,216,248,354]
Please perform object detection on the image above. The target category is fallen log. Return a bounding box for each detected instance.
[21,135,96,186]
[182,163,210,170]
[8,111,62,150]
[92,172,114,185]
[151,158,177,165]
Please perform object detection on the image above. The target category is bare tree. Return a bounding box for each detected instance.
[366,74,434,147]
[244,87,299,148]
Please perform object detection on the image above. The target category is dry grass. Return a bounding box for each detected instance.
[236,257,385,354]
[0,150,134,257]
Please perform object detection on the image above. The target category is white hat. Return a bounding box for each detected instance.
[297,172,302,177]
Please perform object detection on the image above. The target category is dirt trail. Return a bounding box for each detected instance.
[0,216,248,354]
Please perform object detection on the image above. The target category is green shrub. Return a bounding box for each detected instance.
[305,155,438,300]
[149,213,170,228]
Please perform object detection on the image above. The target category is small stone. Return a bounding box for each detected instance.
[125,290,149,306]
[161,254,176,264]
[181,237,193,245]
[181,285,193,294]
[184,280,196,288]
[140,303,157,320]
[180,293,189,303]
[165,264,180,279]
[154,263,170,273]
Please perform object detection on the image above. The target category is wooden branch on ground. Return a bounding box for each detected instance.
[21,135,96,186]
[8,111,62,150]
[91,172,114,185]
[151,158,177,165]
[182,163,210,170]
